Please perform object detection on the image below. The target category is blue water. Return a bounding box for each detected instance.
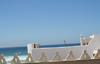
[40,43,80,48]
[0,47,28,63]
[0,43,80,63]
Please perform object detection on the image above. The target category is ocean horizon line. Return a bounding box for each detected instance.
[0,46,27,49]
[0,43,81,49]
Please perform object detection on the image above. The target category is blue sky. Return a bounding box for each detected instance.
[0,0,100,48]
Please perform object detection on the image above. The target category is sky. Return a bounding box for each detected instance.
[0,0,100,48]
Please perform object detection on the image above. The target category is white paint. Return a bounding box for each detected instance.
[28,35,100,61]
[38,52,49,62]
[0,54,8,64]
[90,35,95,38]
[25,53,35,63]
[52,51,63,62]
[1,49,100,63]
[80,35,83,45]
[27,44,39,53]
[27,44,32,53]
[11,53,21,64]
[79,49,91,60]
[65,50,76,61]
[93,49,100,59]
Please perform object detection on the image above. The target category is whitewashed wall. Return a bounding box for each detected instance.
[30,35,100,61]
[1,49,100,64]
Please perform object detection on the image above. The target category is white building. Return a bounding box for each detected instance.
[27,34,100,61]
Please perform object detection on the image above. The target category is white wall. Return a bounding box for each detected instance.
[27,44,32,53]
[30,35,100,61]
[27,43,39,53]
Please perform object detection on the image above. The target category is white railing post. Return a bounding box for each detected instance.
[94,49,100,59]
[52,51,63,62]
[38,52,49,62]
[65,50,76,61]
[11,53,21,64]
[25,53,35,63]
[79,49,91,60]
[1,49,100,64]
[0,54,8,64]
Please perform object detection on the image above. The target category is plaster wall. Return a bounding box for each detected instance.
[29,35,100,61]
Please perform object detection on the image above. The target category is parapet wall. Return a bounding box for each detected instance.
[30,35,100,61]
[0,49,100,64]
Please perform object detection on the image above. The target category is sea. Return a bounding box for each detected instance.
[0,43,81,63]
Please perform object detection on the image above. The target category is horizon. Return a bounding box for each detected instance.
[0,42,80,48]
[0,0,100,48]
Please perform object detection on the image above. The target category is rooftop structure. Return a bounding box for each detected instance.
[27,34,100,61]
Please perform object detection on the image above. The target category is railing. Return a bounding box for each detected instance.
[0,49,100,64]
